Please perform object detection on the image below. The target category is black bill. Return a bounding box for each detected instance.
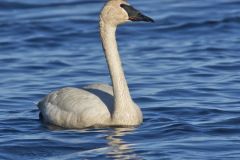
[120,4,154,23]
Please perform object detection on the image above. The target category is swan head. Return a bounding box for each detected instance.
[100,0,154,26]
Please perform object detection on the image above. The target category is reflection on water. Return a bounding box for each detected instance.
[45,124,141,160]
[106,128,141,160]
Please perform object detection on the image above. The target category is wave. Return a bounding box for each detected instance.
[0,0,100,10]
[156,16,240,32]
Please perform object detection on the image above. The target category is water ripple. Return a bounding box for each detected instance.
[1,0,240,159]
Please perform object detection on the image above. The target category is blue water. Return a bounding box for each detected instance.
[1,0,240,159]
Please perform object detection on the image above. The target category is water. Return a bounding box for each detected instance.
[0,0,240,159]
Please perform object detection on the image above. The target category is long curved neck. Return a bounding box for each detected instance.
[100,20,133,114]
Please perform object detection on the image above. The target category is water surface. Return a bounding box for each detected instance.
[0,0,240,159]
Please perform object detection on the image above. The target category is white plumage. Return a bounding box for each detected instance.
[39,84,114,128]
[38,0,153,129]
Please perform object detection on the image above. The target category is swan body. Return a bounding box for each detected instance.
[38,0,154,129]
[39,84,142,128]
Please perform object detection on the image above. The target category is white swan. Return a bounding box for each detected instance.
[38,0,154,129]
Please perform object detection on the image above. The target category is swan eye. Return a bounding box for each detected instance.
[120,4,154,23]
[120,4,139,16]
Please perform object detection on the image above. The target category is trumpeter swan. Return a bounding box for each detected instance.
[38,0,154,129]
